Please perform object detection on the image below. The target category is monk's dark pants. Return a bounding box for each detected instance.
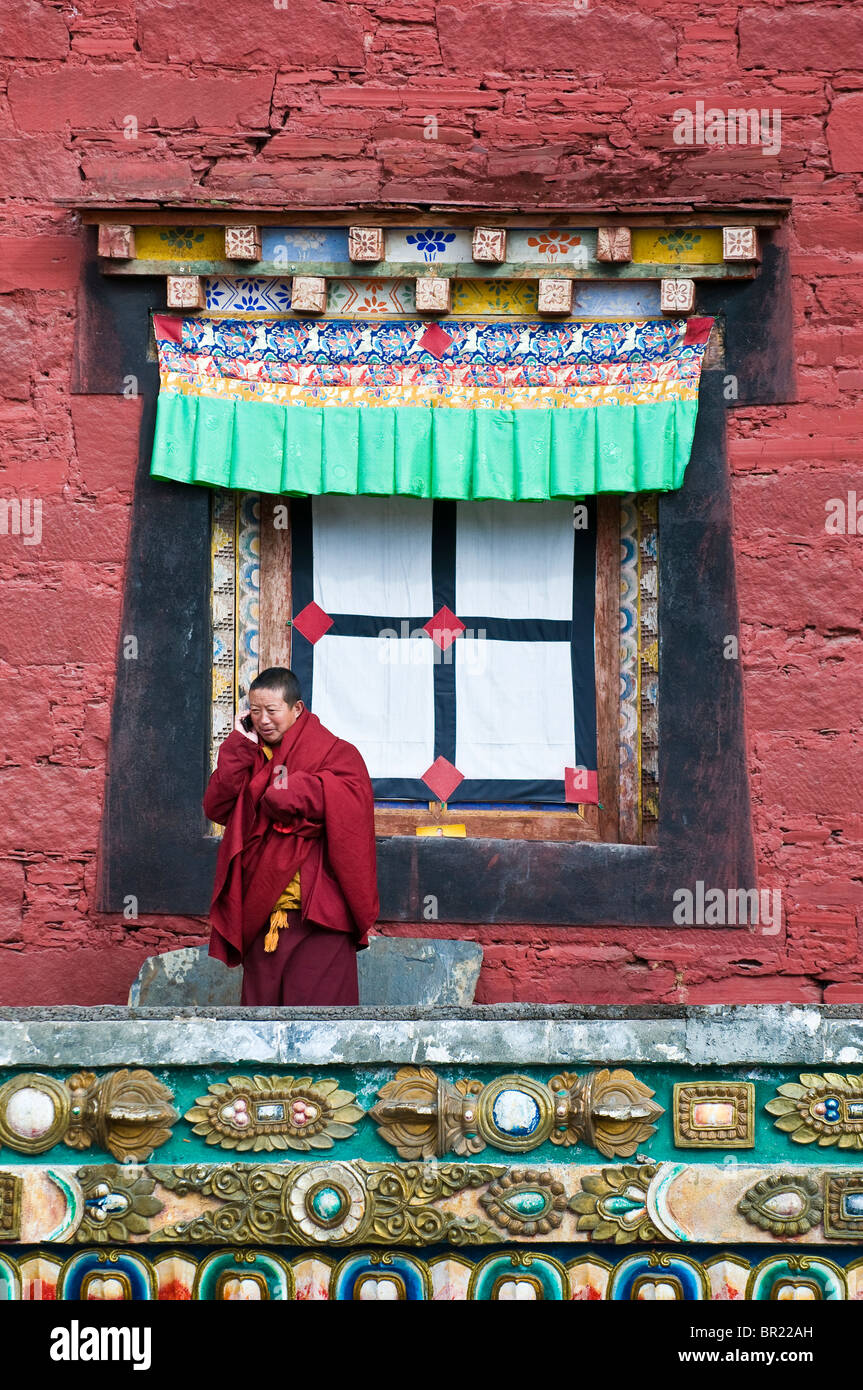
[240,909,359,1006]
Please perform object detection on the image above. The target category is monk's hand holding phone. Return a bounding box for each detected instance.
[234,708,259,743]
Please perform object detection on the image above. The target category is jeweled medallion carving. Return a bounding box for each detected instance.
[184,1075,363,1152]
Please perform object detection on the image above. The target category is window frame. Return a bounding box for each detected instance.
[93,234,794,926]
[255,493,622,845]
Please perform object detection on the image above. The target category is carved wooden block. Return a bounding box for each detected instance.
[98,224,135,259]
[348,226,385,262]
[722,226,758,261]
[166,275,206,310]
[660,277,696,314]
[224,226,262,261]
[291,276,327,314]
[596,227,632,263]
[472,227,507,263]
[537,278,573,315]
[415,276,451,313]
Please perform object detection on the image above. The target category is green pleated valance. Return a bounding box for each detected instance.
[151,314,713,499]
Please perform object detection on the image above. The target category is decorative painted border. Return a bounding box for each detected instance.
[638,495,659,840]
[1,1244,859,1300]
[210,491,260,769]
[5,1159,863,1248]
[210,490,236,770]
[619,497,640,840]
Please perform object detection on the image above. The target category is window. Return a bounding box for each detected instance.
[211,489,659,844]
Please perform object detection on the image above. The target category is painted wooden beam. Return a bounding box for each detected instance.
[101,258,758,281]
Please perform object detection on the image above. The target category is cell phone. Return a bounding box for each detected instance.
[241,713,254,732]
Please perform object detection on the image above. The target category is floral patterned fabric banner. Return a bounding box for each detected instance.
[151,315,712,499]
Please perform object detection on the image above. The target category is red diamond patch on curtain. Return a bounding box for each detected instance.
[292,601,334,644]
[423,605,465,651]
[565,766,599,804]
[422,757,464,802]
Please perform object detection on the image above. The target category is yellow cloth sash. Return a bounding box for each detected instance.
[261,743,301,952]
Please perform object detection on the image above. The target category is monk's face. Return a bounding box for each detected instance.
[248,689,302,744]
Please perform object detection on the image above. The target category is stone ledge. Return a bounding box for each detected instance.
[0,1005,860,1067]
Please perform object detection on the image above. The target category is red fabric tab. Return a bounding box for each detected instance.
[292,601,334,645]
[419,323,454,359]
[565,766,599,804]
[423,605,465,651]
[683,316,714,346]
[422,756,464,802]
[152,314,183,344]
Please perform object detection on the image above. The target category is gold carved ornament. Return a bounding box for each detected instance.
[76,1164,165,1245]
[0,1070,177,1162]
[371,1067,662,1160]
[569,1163,660,1244]
[151,1161,505,1247]
[766,1073,863,1150]
[184,1074,364,1153]
[737,1173,823,1238]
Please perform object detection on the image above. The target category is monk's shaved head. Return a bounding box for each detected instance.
[250,667,302,707]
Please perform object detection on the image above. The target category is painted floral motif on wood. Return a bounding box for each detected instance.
[660,277,695,313]
[166,275,206,309]
[348,227,384,262]
[722,226,758,261]
[596,227,632,262]
[472,227,507,263]
[224,226,262,261]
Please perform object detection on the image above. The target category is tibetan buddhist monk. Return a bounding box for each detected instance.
[203,667,379,1006]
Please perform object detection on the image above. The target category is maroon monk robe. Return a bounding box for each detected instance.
[203,708,379,1005]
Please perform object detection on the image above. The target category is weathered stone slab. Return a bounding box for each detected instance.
[4,1005,863,1069]
[128,946,241,1007]
[357,937,482,1006]
[128,937,483,1009]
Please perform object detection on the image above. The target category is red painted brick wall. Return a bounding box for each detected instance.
[1,0,861,1005]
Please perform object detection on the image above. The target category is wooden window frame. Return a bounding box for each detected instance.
[258,494,622,845]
